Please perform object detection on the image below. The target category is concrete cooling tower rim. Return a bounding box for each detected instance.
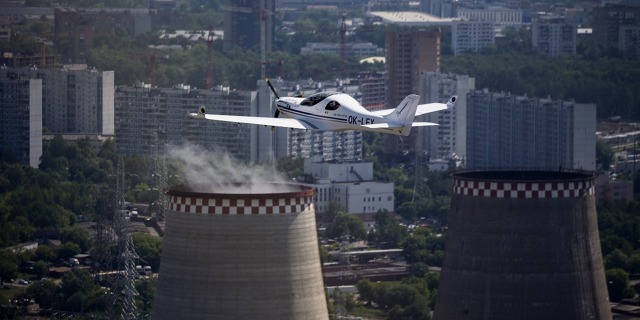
[451,170,596,199]
[167,183,314,197]
[166,183,315,215]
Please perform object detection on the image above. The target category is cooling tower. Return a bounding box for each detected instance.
[433,171,611,320]
[151,184,329,320]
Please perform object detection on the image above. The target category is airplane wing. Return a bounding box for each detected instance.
[361,121,438,129]
[189,113,309,129]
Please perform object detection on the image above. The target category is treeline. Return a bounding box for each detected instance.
[443,51,640,121]
[598,197,640,301]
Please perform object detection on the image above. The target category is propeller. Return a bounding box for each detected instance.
[265,78,281,118]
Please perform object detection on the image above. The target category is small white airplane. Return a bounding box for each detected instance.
[190,79,456,136]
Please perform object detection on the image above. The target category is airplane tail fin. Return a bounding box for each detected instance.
[383,94,420,136]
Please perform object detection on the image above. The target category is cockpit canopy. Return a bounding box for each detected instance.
[300,91,340,106]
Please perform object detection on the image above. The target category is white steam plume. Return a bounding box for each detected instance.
[166,143,294,194]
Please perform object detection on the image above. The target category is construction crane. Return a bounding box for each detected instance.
[125,51,168,87]
[339,16,349,78]
[205,26,215,90]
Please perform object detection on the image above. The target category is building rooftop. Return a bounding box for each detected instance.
[367,11,457,26]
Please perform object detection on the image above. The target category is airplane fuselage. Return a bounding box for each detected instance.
[275,93,390,133]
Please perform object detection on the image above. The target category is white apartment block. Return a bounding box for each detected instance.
[302,157,394,214]
[419,72,475,161]
[2,66,114,135]
[300,42,384,56]
[466,90,596,171]
[115,84,260,162]
[532,15,577,56]
[451,20,495,55]
[288,130,362,162]
[457,7,523,26]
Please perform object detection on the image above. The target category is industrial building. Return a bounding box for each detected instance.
[0,72,41,167]
[367,11,456,27]
[465,90,596,171]
[152,183,328,320]
[300,42,383,57]
[301,157,394,214]
[456,6,523,26]
[434,170,610,320]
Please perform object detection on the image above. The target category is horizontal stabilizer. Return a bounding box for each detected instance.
[411,122,439,127]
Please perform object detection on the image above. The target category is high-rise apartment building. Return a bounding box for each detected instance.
[451,19,495,56]
[4,67,114,135]
[532,15,577,57]
[115,84,260,162]
[222,0,275,52]
[592,4,640,46]
[357,72,386,112]
[0,71,42,167]
[466,90,596,170]
[385,29,441,156]
[288,130,362,162]
[419,72,475,161]
[386,29,441,107]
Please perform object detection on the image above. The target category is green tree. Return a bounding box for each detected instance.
[34,245,57,262]
[370,210,406,248]
[32,261,48,279]
[605,249,630,270]
[61,226,92,253]
[628,253,640,275]
[24,279,59,309]
[0,249,17,283]
[276,156,304,180]
[356,279,375,306]
[58,242,81,260]
[58,268,107,313]
[136,277,157,315]
[606,268,634,301]
[132,233,163,272]
[326,213,367,241]
[596,140,615,171]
